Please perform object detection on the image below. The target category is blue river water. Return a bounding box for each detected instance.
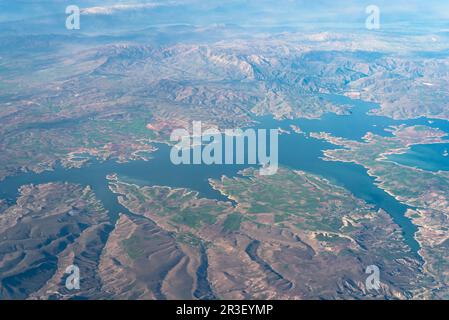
[388,143,449,172]
[0,94,448,256]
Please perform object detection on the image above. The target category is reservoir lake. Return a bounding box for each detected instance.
[1,94,448,256]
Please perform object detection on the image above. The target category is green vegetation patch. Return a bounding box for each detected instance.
[223,213,243,232]
[122,235,146,260]
[171,210,217,228]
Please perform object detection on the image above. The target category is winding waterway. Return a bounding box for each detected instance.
[0,95,448,256]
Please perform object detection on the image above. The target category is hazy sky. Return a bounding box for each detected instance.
[1,0,448,29]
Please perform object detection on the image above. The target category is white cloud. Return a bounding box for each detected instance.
[81,2,171,15]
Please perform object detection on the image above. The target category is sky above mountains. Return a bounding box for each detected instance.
[1,0,449,26]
